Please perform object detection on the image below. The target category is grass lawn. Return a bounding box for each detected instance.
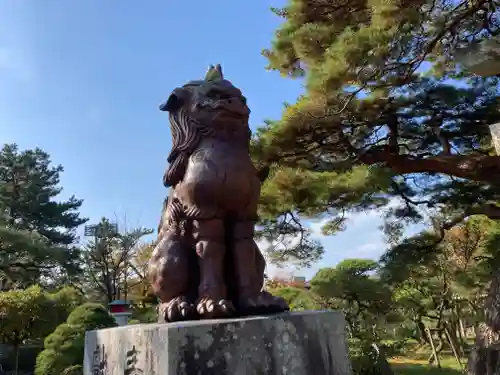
[390,356,465,374]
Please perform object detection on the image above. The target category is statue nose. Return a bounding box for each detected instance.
[220,98,249,116]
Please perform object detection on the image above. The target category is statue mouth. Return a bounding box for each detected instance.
[219,108,247,118]
[213,110,248,123]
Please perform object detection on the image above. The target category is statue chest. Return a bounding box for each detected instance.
[190,139,254,170]
[182,140,259,194]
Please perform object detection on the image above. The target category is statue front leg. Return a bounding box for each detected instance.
[193,219,234,318]
[231,221,289,315]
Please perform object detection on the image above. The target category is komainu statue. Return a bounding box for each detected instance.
[149,64,289,322]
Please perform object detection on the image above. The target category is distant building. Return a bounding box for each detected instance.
[265,275,311,290]
[291,276,306,284]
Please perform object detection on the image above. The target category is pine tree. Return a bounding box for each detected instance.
[253,0,500,256]
[0,144,87,287]
[0,215,58,287]
[0,144,87,244]
[257,2,500,372]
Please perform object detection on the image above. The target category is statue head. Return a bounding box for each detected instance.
[159,64,250,126]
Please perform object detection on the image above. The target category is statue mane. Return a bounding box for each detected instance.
[164,108,204,187]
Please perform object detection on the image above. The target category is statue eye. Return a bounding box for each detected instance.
[241,97,247,104]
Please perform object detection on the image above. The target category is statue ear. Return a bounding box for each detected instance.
[159,88,188,112]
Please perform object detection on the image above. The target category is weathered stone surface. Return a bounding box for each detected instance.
[490,123,500,155]
[83,310,352,375]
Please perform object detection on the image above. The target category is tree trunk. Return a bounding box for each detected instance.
[416,319,430,344]
[369,343,395,375]
[14,344,19,375]
[427,328,442,368]
[468,268,500,375]
[459,318,466,342]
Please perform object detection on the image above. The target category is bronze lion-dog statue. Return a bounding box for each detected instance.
[149,65,289,322]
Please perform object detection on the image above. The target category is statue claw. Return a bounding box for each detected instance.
[196,296,234,319]
[158,297,196,323]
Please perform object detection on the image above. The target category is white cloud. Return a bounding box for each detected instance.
[308,197,406,237]
[259,198,434,280]
[256,236,308,279]
[309,217,330,235]
[309,210,382,237]
[352,243,383,257]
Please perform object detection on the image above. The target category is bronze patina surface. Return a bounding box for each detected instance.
[149,65,289,322]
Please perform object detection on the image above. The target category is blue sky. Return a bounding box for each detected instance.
[0,0,403,279]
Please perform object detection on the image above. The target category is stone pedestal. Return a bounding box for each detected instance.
[83,310,352,375]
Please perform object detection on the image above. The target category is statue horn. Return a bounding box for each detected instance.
[215,64,223,78]
[204,64,223,81]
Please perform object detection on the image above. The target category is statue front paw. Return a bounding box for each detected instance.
[196,296,235,319]
[158,296,196,323]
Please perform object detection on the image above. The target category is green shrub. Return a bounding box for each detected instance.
[50,287,85,323]
[350,339,394,375]
[35,303,116,375]
[66,303,116,328]
[268,286,321,310]
[131,304,157,323]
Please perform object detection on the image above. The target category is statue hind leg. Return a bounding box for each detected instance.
[230,220,289,315]
[149,230,197,322]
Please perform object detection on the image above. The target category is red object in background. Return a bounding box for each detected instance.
[109,300,129,314]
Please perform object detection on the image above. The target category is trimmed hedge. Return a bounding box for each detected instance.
[35,303,116,375]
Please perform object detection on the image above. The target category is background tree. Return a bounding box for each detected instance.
[267,284,321,311]
[311,259,394,340]
[0,144,86,244]
[270,258,396,340]
[126,241,156,301]
[0,286,60,375]
[0,144,87,288]
[253,0,500,253]
[35,303,117,375]
[256,2,500,372]
[122,241,158,323]
[256,165,391,265]
[79,218,153,303]
[268,259,399,374]
[50,286,86,323]
[380,216,500,367]
[0,215,61,289]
